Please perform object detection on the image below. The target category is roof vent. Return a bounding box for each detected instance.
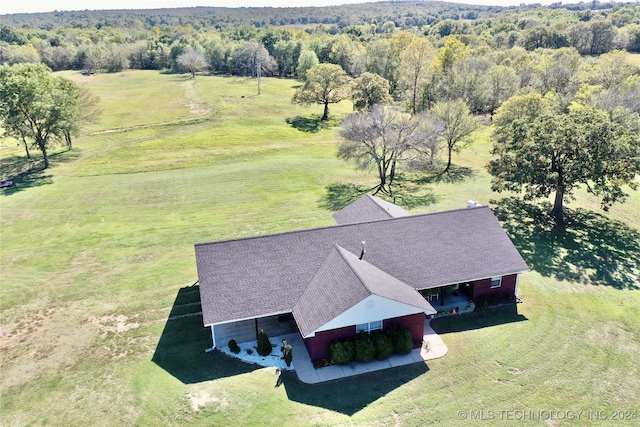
[467,200,481,208]
[359,241,366,260]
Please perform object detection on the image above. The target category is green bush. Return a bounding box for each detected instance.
[354,331,375,362]
[371,330,393,360]
[257,329,272,356]
[281,339,293,367]
[329,339,354,365]
[228,339,241,354]
[386,324,413,355]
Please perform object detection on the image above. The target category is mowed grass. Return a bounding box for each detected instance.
[1,71,639,426]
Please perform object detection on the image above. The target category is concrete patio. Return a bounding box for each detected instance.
[283,319,448,384]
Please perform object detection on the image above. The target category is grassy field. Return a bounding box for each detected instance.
[1,70,639,426]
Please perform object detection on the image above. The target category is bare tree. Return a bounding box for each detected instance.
[338,105,440,196]
[430,100,478,174]
[177,49,208,78]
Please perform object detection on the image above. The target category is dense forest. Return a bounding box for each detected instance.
[1,0,640,119]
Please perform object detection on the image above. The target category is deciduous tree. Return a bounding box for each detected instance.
[430,100,478,173]
[488,105,640,224]
[296,49,319,81]
[0,63,81,168]
[337,105,437,195]
[399,38,437,114]
[351,72,393,111]
[176,48,208,78]
[292,63,351,120]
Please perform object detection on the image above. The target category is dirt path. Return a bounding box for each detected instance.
[182,79,210,115]
[91,79,210,135]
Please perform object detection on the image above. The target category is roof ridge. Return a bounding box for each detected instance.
[334,245,372,295]
[366,194,396,218]
[195,205,489,248]
[336,245,436,311]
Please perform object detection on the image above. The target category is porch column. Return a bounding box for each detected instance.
[212,326,217,348]
[440,287,445,306]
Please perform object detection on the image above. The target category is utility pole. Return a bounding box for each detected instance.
[257,62,262,95]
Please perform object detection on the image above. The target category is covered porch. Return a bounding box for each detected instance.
[419,286,475,317]
[212,313,299,349]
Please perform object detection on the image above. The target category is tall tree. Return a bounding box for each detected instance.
[434,37,469,76]
[64,84,102,150]
[486,64,520,114]
[430,100,478,173]
[273,39,301,77]
[488,105,640,224]
[232,41,276,77]
[328,34,355,75]
[338,105,435,196]
[0,63,81,169]
[296,49,319,81]
[351,72,393,112]
[399,38,437,115]
[292,63,352,120]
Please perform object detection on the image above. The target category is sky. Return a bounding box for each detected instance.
[1,0,562,15]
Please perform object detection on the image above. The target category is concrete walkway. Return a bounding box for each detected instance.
[284,320,448,384]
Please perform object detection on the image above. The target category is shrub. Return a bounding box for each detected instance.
[371,329,393,360]
[329,339,354,365]
[228,339,241,354]
[488,292,500,306]
[281,339,293,367]
[257,329,272,356]
[386,324,413,355]
[354,331,375,362]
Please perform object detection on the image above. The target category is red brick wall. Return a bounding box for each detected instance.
[472,274,517,300]
[303,325,355,361]
[303,312,427,360]
[383,313,426,349]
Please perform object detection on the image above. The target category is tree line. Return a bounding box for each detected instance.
[1,2,640,76]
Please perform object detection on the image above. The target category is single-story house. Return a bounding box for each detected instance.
[195,196,529,361]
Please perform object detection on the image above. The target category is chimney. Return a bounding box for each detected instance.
[359,241,366,260]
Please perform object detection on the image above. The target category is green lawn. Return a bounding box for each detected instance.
[1,71,639,426]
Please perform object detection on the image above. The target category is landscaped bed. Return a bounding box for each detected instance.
[219,336,294,371]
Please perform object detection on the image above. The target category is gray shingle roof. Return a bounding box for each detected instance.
[195,206,529,327]
[333,194,410,225]
[293,245,435,337]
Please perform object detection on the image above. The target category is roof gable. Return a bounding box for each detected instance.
[293,245,435,337]
[333,194,410,225]
[314,294,434,336]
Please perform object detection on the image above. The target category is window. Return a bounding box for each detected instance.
[356,320,382,334]
[491,276,502,289]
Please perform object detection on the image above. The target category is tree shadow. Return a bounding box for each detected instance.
[286,114,340,133]
[319,178,438,213]
[151,285,259,384]
[392,173,438,209]
[430,303,528,334]
[412,165,476,185]
[153,284,432,411]
[278,362,429,416]
[491,197,640,290]
[319,183,369,211]
[0,156,51,195]
[1,150,81,196]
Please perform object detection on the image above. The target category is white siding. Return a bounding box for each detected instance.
[311,294,428,336]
